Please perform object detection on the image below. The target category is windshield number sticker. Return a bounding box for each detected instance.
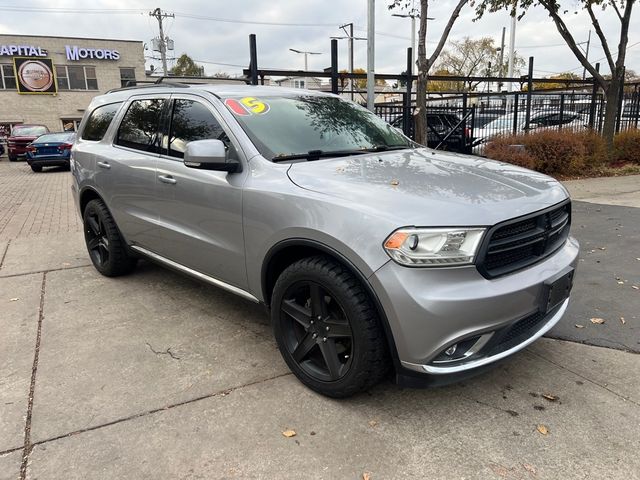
[225,97,269,116]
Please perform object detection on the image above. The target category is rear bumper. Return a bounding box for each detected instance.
[370,236,580,377]
[27,156,70,167]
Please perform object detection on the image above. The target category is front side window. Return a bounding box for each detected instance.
[116,99,165,152]
[0,64,16,89]
[223,95,412,160]
[81,103,122,141]
[167,99,227,159]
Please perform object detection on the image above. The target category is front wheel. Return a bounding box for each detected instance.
[271,256,389,398]
[83,199,137,277]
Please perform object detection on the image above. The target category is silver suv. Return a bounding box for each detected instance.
[72,84,579,397]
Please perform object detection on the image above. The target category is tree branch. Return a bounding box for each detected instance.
[610,0,623,21]
[539,0,607,89]
[615,0,634,69]
[427,0,469,69]
[586,2,616,73]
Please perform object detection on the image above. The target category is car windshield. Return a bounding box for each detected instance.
[223,95,413,160]
[12,126,48,136]
[34,133,75,144]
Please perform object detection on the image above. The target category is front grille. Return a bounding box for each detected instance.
[477,201,571,278]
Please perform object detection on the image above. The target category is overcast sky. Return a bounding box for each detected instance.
[0,0,638,79]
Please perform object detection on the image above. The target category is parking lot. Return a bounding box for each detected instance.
[1,160,639,479]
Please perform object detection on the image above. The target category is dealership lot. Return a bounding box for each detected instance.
[1,161,639,479]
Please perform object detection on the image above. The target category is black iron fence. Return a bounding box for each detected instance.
[241,35,640,156]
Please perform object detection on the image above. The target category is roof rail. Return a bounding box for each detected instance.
[105,81,189,94]
[105,75,250,94]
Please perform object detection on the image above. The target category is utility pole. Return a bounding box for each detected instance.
[507,9,516,93]
[333,24,366,100]
[582,30,591,80]
[289,48,322,88]
[498,26,506,92]
[149,7,174,75]
[367,0,375,111]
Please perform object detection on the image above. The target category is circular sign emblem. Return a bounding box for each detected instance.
[17,60,53,92]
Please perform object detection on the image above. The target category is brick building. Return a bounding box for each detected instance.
[0,34,145,136]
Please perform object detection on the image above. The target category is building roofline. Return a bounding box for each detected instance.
[0,33,143,44]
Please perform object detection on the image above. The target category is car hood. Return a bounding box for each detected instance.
[286,148,569,226]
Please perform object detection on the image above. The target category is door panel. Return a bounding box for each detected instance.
[149,96,249,289]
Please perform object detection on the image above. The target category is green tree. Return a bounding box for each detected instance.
[474,0,636,148]
[170,54,204,76]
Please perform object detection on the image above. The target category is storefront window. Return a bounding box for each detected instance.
[55,65,98,91]
[0,64,17,90]
[120,68,136,87]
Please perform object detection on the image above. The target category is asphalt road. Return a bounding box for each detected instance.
[549,200,640,352]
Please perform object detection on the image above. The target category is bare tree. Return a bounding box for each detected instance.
[474,0,636,147]
[389,0,469,145]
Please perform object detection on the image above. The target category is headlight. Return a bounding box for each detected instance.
[383,227,486,267]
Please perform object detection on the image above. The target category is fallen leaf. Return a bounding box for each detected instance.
[390,179,399,186]
[620,317,626,325]
[632,286,639,290]
[9,298,19,302]
[590,317,605,324]
[536,424,549,435]
[362,473,372,480]
[542,394,558,402]
[598,247,606,250]
[574,324,585,329]
[523,463,537,475]
[617,281,625,285]
[282,430,296,438]
[368,420,378,428]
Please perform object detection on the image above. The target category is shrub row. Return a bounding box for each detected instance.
[484,129,640,176]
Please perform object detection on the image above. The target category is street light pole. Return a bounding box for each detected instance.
[289,48,322,88]
[367,0,375,111]
[333,26,366,100]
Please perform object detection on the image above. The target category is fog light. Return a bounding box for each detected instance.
[445,344,457,356]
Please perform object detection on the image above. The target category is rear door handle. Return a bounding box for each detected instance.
[97,161,111,169]
[158,174,177,185]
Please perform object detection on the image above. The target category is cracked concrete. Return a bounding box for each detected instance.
[0,161,639,479]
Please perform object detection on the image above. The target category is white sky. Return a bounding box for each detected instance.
[0,0,638,79]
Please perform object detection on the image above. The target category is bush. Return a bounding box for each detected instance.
[484,128,629,176]
[613,129,640,165]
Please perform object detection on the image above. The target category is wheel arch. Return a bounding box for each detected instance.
[79,186,104,216]
[261,238,401,370]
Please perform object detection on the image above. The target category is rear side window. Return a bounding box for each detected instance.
[82,103,121,141]
[116,99,165,152]
[167,99,226,159]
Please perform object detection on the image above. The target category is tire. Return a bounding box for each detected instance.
[8,155,17,162]
[30,165,42,172]
[271,255,389,398]
[83,199,137,277]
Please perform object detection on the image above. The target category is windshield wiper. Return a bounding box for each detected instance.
[272,149,370,162]
[272,145,411,162]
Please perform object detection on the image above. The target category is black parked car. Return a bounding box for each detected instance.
[391,112,472,153]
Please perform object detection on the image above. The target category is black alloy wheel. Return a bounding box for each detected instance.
[281,281,354,382]
[83,199,137,277]
[272,256,388,397]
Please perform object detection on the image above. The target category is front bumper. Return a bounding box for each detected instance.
[370,236,579,377]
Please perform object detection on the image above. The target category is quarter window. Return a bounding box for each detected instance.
[81,103,122,141]
[0,64,16,90]
[116,99,165,152]
[167,99,228,159]
[55,65,98,91]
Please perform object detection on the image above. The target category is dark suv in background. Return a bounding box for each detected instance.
[7,125,49,161]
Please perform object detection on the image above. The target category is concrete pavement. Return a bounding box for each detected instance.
[1,161,639,479]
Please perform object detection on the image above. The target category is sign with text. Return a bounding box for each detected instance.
[13,57,57,95]
[0,44,120,61]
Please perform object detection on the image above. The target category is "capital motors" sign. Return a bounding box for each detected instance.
[0,44,120,61]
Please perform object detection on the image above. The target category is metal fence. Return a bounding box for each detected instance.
[241,35,640,156]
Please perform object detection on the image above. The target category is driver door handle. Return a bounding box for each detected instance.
[97,161,111,169]
[158,174,177,185]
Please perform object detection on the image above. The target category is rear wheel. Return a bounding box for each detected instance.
[271,256,388,398]
[83,199,137,277]
[8,155,17,162]
[30,165,42,172]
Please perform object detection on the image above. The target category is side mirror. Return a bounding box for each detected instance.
[183,139,241,173]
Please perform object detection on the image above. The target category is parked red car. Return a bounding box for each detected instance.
[7,125,49,161]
